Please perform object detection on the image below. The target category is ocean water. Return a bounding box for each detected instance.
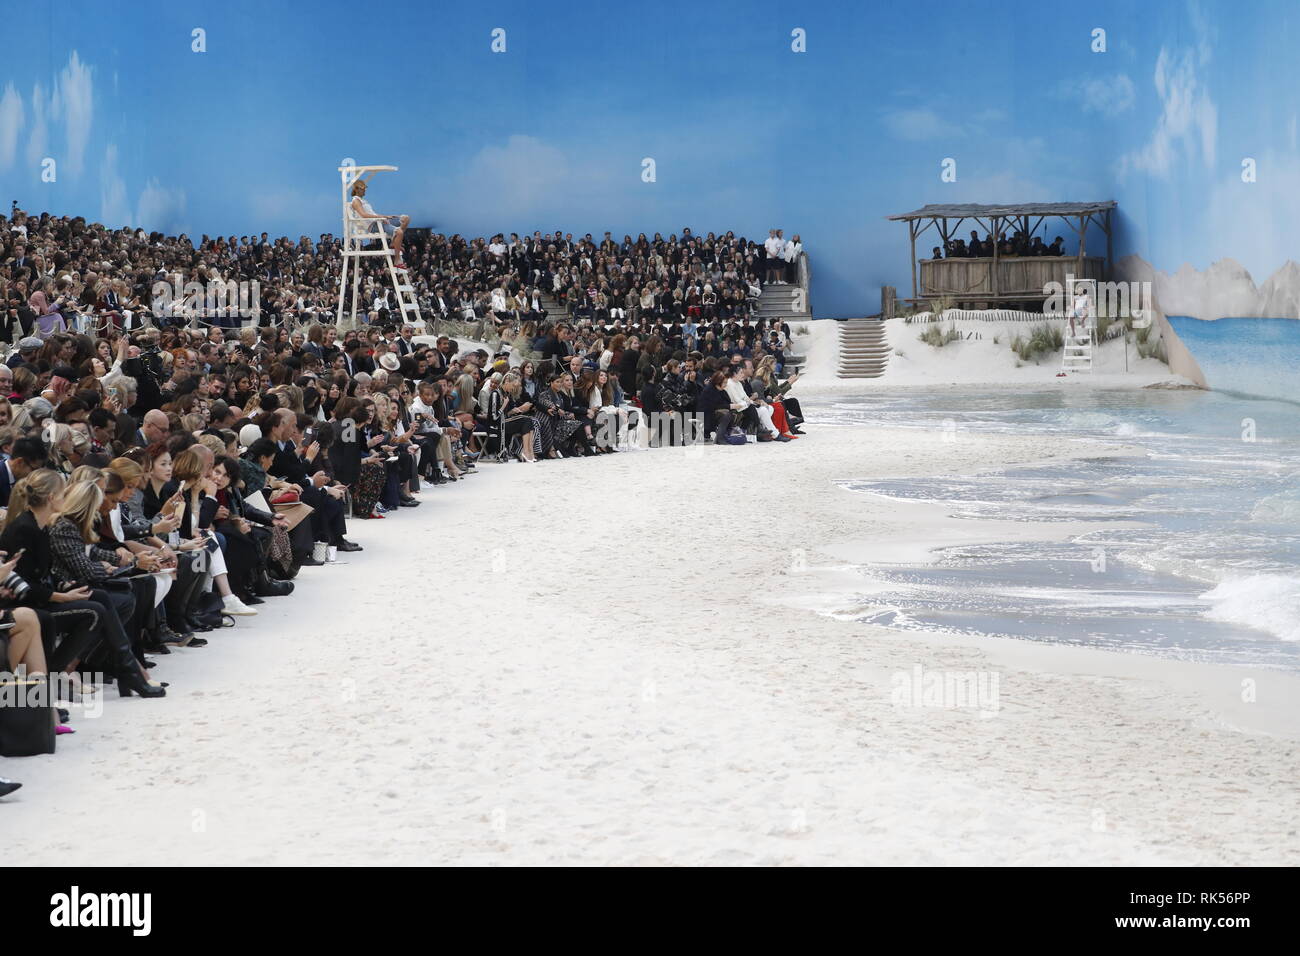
[814,387,1300,672]
[1167,316,1300,404]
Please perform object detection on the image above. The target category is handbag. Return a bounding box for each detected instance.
[0,676,57,757]
[270,488,300,505]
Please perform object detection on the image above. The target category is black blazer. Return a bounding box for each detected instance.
[0,459,18,508]
[327,421,365,485]
[0,510,57,605]
[639,383,664,416]
[140,479,170,519]
[697,384,729,421]
[216,487,274,528]
[540,337,572,362]
[271,441,311,490]
[159,480,218,534]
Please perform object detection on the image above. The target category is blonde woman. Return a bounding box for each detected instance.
[350,175,410,268]
[0,470,163,697]
[451,372,481,457]
[370,393,419,508]
[752,354,802,435]
[500,373,538,462]
[44,422,78,475]
[49,479,169,696]
[273,384,305,415]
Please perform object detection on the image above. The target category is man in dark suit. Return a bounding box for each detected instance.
[266,409,360,553]
[0,437,49,507]
[427,336,453,375]
[395,325,416,356]
[9,245,36,285]
[341,340,374,376]
[130,409,170,449]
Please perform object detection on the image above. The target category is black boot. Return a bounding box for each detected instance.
[118,668,166,698]
[254,569,294,597]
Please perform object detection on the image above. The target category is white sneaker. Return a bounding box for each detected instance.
[223,595,258,616]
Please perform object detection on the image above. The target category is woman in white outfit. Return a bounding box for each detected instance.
[350,176,410,268]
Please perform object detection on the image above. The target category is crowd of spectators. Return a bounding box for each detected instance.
[0,208,808,796]
[1,206,803,336]
[930,229,1068,260]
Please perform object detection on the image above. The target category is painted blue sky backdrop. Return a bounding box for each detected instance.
[0,0,1289,316]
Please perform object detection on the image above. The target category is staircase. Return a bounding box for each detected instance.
[1062,329,1093,373]
[756,283,809,326]
[538,291,564,318]
[837,319,891,378]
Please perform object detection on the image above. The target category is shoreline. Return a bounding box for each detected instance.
[5,417,1297,865]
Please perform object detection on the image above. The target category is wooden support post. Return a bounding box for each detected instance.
[909,220,918,302]
[1076,214,1087,277]
[1104,208,1113,279]
[991,216,1001,298]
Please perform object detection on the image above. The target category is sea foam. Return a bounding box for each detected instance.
[1200,574,1300,643]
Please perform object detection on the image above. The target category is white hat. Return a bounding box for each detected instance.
[378,352,401,371]
[239,423,262,449]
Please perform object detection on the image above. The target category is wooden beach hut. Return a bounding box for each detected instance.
[887,201,1115,307]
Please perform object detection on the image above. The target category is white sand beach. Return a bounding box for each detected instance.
[7,406,1298,866]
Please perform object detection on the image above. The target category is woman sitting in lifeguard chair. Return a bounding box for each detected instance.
[350,174,410,270]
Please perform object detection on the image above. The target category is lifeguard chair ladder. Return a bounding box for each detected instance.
[335,164,424,330]
[1061,278,1095,374]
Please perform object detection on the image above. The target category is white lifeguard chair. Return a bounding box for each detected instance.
[335,164,424,330]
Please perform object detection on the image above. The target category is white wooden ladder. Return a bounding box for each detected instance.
[335,164,425,330]
[1062,327,1094,373]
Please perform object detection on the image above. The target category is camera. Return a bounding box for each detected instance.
[3,570,32,600]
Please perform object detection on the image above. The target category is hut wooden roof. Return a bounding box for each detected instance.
[886,201,1116,221]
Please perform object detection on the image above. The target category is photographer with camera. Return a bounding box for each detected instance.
[120,332,166,413]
